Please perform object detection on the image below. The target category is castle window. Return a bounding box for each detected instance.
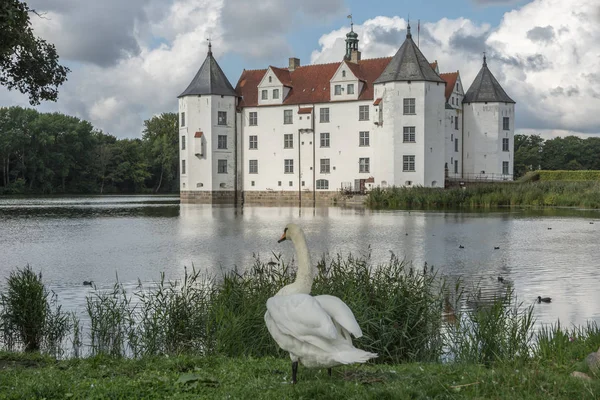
[218,135,227,149]
[320,159,330,174]
[268,76,272,83]
[359,105,369,121]
[403,98,416,114]
[320,108,330,123]
[284,109,293,124]
[455,138,459,152]
[181,135,186,150]
[181,159,186,175]
[455,115,459,130]
[347,84,354,94]
[451,116,454,124]
[273,89,279,99]
[249,160,258,174]
[218,160,227,174]
[403,127,415,143]
[503,138,510,152]
[503,161,510,175]
[320,132,330,148]
[454,160,458,174]
[284,134,293,149]
[359,131,370,147]
[218,111,227,125]
[284,159,294,174]
[249,135,258,149]
[503,117,510,130]
[403,155,415,172]
[334,85,342,95]
[342,70,346,78]
[261,90,268,100]
[359,158,370,173]
[249,112,257,126]
[180,112,185,127]
[316,179,329,190]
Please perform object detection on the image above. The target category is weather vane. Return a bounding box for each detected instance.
[206,37,212,54]
[347,14,353,31]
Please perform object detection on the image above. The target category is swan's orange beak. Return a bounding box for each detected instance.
[278,231,287,243]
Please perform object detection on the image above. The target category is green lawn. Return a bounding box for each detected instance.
[0,353,598,399]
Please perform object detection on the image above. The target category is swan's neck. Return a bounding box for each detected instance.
[277,231,313,296]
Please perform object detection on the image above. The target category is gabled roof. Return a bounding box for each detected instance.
[178,46,237,98]
[235,57,392,107]
[374,24,445,84]
[270,66,292,87]
[440,72,459,101]
[463,56,515,104]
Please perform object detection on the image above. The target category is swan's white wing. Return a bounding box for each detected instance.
[266,294,338,342]
[314,294,363,338]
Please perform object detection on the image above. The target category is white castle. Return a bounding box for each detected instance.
[178,22,516,204]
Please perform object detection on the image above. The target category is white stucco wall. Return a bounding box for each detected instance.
[179,94,236,193]
[463,102,515,180]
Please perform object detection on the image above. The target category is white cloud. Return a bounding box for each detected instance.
[1,0,598,139]
[311,0,600,136]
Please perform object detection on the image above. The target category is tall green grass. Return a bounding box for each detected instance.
[366,181,600,209]
[0,266,72,356]
[1,257,599,371]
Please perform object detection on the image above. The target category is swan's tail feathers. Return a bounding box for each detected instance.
[335,348,378,365]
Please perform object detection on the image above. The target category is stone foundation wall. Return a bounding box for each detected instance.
[242,190,340,205]
[180,190,236,204]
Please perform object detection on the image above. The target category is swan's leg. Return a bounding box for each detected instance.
[328,368,332,377]
[292,361,298,384]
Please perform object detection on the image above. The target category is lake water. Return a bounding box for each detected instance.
[1,195,599,335]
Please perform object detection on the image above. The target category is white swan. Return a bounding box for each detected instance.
[264,223,378,384]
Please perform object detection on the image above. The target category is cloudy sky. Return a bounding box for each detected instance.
[1,0,599,139]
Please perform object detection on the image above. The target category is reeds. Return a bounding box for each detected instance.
[1,258,599,369]
[366,181,600,209]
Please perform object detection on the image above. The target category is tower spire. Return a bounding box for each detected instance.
[406,17,412,39]
[207,38,212,56]
[483,51,487,67]
[348,13,353,31]
[344,14,359,61]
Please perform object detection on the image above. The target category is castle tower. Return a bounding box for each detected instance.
[372,21,447,188]
[178,41,239,203]
[462,54,516,180]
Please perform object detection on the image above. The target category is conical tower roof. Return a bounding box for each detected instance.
[374,22,444,84]
[463,55,515,103]
[178,42,237,98]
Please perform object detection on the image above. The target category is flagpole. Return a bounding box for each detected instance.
[418,19,420,47]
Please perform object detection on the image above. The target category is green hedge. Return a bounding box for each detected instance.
[536,171,600,181]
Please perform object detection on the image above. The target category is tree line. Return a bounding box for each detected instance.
[514,134,600,179]
[0,107,178,194]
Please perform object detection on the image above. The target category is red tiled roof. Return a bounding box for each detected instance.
[194,131,203,138]
[270,66,292,86]
[235,57,393,107]
[440,72,459,101]
[298,107,313,114]
[373,98,382,106]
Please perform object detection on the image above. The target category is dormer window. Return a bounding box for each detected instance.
[342,70,346,78]
[269,76,272,83]
[273,89,279,99]
[261,90,268,100]
[334,85,342,95]
[347,84,354,94]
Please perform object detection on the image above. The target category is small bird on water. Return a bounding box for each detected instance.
[83,280,93,286]
[537,296,551,303]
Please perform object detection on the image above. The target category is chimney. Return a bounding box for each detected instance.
[289,57,300,71]
[350,50,361,64]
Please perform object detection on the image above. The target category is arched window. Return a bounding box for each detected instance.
[316,179,329,190]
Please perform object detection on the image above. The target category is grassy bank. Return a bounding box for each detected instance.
[0,352,599,399]
[365,181,600,209]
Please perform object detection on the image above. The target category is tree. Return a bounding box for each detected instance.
[513,134,544,178]
[142,113,179,193]
[0,0,70,105]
